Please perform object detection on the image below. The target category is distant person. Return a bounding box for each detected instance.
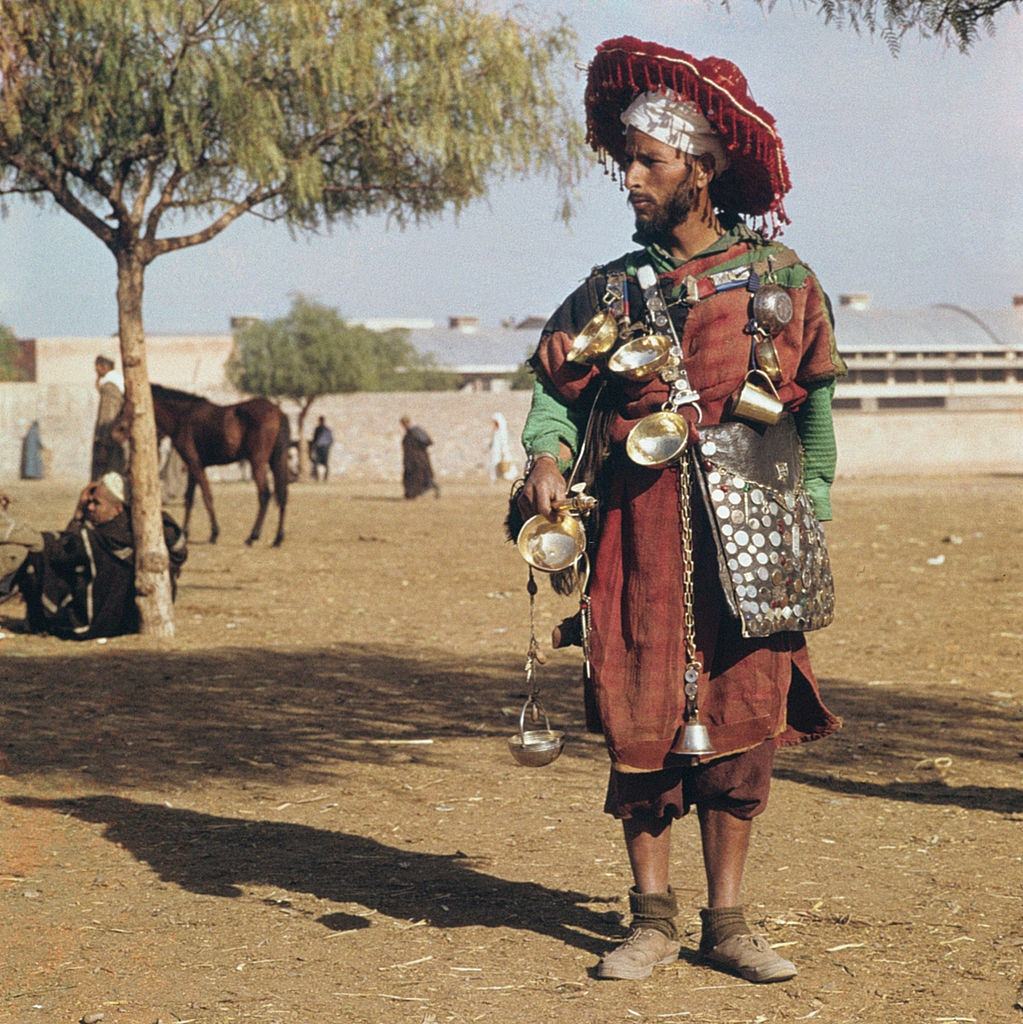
[487,412,517,483]
[310,415,334,481]
[19,420,44,480]
[91,355,127,479]
[400,415,440,500]
[0,472,186,640]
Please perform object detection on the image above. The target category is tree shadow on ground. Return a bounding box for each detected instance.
[5,794,620,954]
[1,642,1020,812]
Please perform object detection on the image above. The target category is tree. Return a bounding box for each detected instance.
[0,0,581,635]
[755,0,1017,50]
[229,296,459,475]
[0,323,18,381]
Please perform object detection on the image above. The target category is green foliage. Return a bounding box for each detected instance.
[509,352,535,391]
[0,0,583,257]
[750,0,1017,50]
[0,322,18,381]
[227,295,458,402]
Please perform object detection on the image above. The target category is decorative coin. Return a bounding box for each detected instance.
[751,488,764,503]
[728,492,741,506]
[712,488,726,502]
[721,524,734,536]
[703,442,717,456]
[756,552,769,564]
[752,533,766,548]
[735,530,749,546]
[716,505,730,520]
[733,477,746,489]
[769,531,782,546]
[738,552,753,567]
[730,510,744,525]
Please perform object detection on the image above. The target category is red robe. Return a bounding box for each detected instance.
[533,235,843,772]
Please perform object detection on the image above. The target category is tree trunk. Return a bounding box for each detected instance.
[116,251,175,636]
[296,398,315,481]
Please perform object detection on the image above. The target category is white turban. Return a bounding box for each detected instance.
[621,91,729,173]
[100,471,128,504]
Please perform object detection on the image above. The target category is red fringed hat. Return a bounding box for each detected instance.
[585,36,792,233]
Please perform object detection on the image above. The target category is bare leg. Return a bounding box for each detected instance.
[698,807,752,908]
[623,818,672,893]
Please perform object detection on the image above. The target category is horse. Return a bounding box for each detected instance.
[116,385,290,547]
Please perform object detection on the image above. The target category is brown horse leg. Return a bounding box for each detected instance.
[193,466,219,544]
[183,474,197,540]
[271,450,288,549]
[246,461,272,546]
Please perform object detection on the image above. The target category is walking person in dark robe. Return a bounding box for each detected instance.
[400,415,440,500]
[0,472,186,640]
[90,354,127,479]
[310,415,334,481]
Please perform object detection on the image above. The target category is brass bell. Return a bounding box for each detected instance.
[565,311,618,364]
[732,369,784,426]
[607,332,672,381]
[625,410,689,468]
[673,719,716,757]
[516,511,587,572]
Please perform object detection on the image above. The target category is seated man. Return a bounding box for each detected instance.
[0,472,186,640]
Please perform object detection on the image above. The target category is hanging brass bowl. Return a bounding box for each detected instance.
[751,284,793,336]
[565,311,618,364]
[625,410,690,468]
[508,699,565,767]
[753,336,783,383]
[607,332,672,381]
[516,512,587,572]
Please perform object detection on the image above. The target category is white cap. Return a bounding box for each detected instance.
[621,91,729,172]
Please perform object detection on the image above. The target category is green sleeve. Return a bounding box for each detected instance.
[521,375,582,474]
[794,379,837,521]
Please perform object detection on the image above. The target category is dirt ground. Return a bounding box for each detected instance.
[1,473,1021,1024]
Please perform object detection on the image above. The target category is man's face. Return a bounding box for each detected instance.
[623,128,699,243]
[83,483,123,525]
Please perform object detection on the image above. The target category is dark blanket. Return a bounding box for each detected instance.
[16,511,187,640]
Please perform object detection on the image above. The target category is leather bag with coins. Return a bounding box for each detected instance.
[693,415,835,638]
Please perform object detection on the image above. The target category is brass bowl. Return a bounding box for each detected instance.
[516,512,586,572]
[753,336,783,383]
[565,311,618,364]
[508,729,565,767]
[751,284,793,336]
[607,333,672,381]
[625,411,690,468]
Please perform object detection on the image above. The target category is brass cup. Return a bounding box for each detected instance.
[516,512,586,572]
[607,333,672,381]
[625,410,690,468]
[732,370,784,425]
[753,336,783,383]
[565,311,618,364]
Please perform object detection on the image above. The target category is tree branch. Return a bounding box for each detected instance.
[6,154,115,246]
[148,186,281,257]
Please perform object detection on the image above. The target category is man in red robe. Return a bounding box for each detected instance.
[517,38,845,984]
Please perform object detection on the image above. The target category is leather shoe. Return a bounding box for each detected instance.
[596,927,680,980]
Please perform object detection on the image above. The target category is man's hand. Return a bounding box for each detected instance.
[516,457,568,520]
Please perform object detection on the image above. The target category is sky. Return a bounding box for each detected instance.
[1,1,1021,337]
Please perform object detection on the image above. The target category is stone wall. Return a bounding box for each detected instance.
[1,381,1020,483]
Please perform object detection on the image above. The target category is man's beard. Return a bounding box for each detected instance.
[630,179,698,245]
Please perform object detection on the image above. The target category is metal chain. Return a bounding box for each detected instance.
[676,453,703,707]
[524,568,542,722]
